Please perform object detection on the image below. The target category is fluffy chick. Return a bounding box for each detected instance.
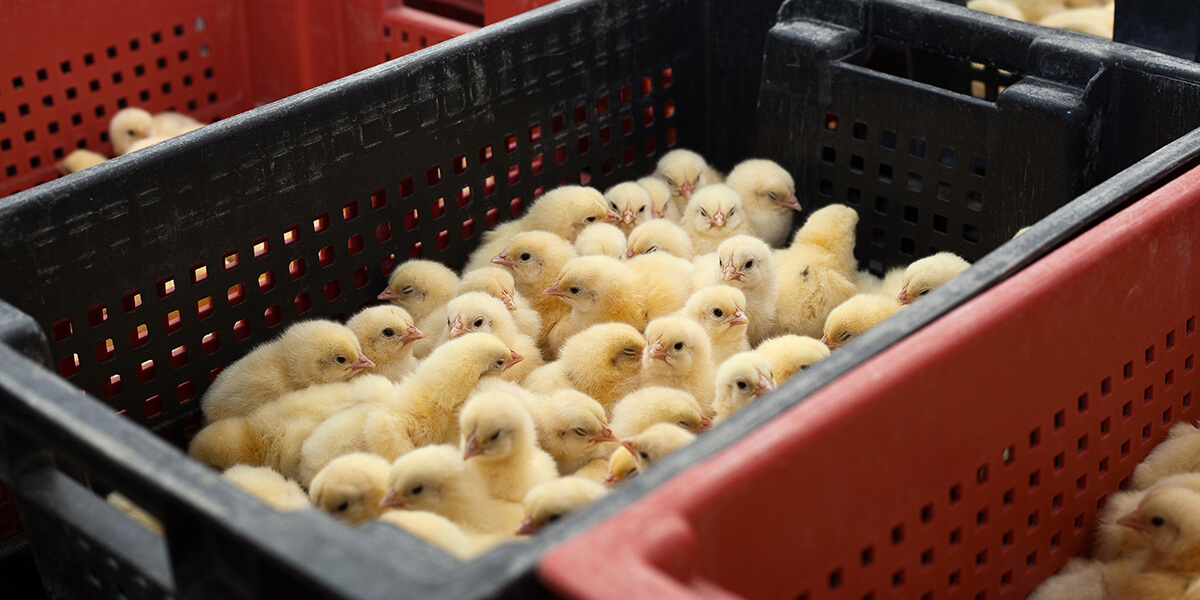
[621,423,697,470]
[456,266,542,341]
[517,477,608,535]
[898,252,971,305]
[460,392,559,503]
[1134,422,1200,490]
[574,222,628,259]
[1109,486,1200,599]
[626,219,695,260]
[346,305,423,382]
[439,293,543,383]
[716,235,778,345]
[754,335,830,383]
[712,352,776,424]
[545,256,650,355]
[1038,3,1113,37]
[381,445,525,536]
[654,149,724,217]
[377,260,459,359]
[528,389,617,475]
[724,159,801,248]
[605,182,654,235]
[600,447,640,485]
[492,231,578,348]
[467,185,616,272]
[376,510,477,560]
[308,453,390,525]
[774,205,860,338]
[1027,556,1141,600]
[821,294,903,350]
[967,0,1028,20]
[627,252,695,318]
[109,108,155,155]
[57,149,107,175]
[200,320,373,422]
[637,176,679,221]
[785,203,859,279]
[222,465,311,512]
[683,184,755,255]
[608,387,710,439]
[523,323,646,415]
[642,316,716,415]
[681,285,750,366]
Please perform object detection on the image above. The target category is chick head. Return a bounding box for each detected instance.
[898,252,971,305]
[684,285,749,334]
[547,389,617,445]
[545,255,633,312]
[727,159,799,211]
[655,149,713,201]
[346,305,424,363]
[460,391,534,461]
[717,235,773,286]
[309,453,391,525]
[377,260,458,319]
[602,446,640,486]
[423,332,522,381]
[613,387,710,435]
[281,320,374,384]
[1118,486,1200,564]
[445,292,511,339]
[605,182,653,229]
[821,295,902,350]
[457,266,519,311]
[715,352,776,413]
[529,185,619,239]
[755,335,830,382]
[621,423,696,468]
[574,222,628,259]
[493,231,576,287]
[517,477,608,535]
[643,316,710,373]
[380,445,463,511]
[636,176,673,219]
[626,219,695,259]
[685,184,745,234]
[109,108,155,155]
[560,323,646,378]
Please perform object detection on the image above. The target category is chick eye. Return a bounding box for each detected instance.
[767,192,779,201]
[919,290,929,297]
[728,208,736,217]
[546,514,562,524]
[335,355,348,364]
[489,431,501,441]
[585,216,597,223]
[639,451,649,461]
[665,177,675,186]
[401,286,415,295]
[744,260,754,269]
[382,328,395,337]
[673,342,684,351]
[609,202,618,210]
[411,485,424,495]
[572,428,587,437]
[637,206,645,213]
[712,308,724,318]
[496,359,506,368]
[1151,516,1166,527]
[569,287,580,294]
[737,381,749,390]
[474,318,484,328]
[645,246,657,254]
[700,209,709,218]
[621,347,638,356]
[519,252,532,261]
[336,501,349,512]
[677,421,689,428]
[840,332,852,341]
[127,129,135,136]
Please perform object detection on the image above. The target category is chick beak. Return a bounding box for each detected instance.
[620,437,638,456]
[820,335,838,351]
[449,316,467,339]
[648,339,669,362]
[515,516,542,536]
[604,210,621,224]
[1117,511,1147,533]
[722,263,742,282]
[602,471,619,485]
[781,194,803,211]
[626,247,637,259]
[756,373,775,397]
[401,324,425,345]
[500,291,517,311]
[680,182,694,199]
[897,286,913,306]
[545,282,568,298]
[350,353,375,370]
[491,252,515,268]
[505,350,524,370]
[142,127,156,139]
[651,204,662,219]
[463,434,485,460]
[696,415,712,433]
[729,308,749,326]
[379,489,406,509]
[622,208,635,224]
[591,427,618,444]
[713,212,726,227]
[377,287,401,301]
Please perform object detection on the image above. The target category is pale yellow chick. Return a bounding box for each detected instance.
[821,295,903,350]
[1038,2,1113,37]
[600,447,640,486]
[106,492,164,536]
[608,387,710,439]
[222,465,311,512]
[898,252,971,305]
[466,185,617,272]
[725,159,801,248]
[683,184,755,255]
[544,256,650,355]
[109,107,202,155]
[1027,556,1141,600]
[754,335,830,383]
[460,391,559,503]
[774,204,860,339]
[967,0,1028,20]
[528,389,617,475]
[1134,423,1200,490]
[654,149,724,217]
[621,423,697,470]
[605,182,654,235]
[681,285,750,367]
[626,219,695,260]
[854,268,906,298]
[377,260,459,359]
[439,292,543,383]
[380,445,525,536]
[1109,486,1200,599]
[456,266,542,341]
[627,252,695,318]
[200,319,373,422]
[642,316,716,415]
[712,352,776,424]
[523,323,646,415]
[784,203,859,279]
[716,235,778,345]
[636,176,678,221]
[492,231,578,349]
[346,305,424,382]
[377,510,476,560]
[517,477,608,535]
[56,149,107,175]
[308,452,391,525]
[573,222,627,259]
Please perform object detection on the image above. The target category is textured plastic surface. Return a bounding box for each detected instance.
[542,148,1200,600]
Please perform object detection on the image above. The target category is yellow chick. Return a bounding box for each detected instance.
[642,316,716,415]
[308,453,391,525]
[724,159,801,248]
[716,235,778,345]
[107,492,164,536]
[222,465,311,512]
[604,182,654,235]
[681,285,750,367]
[1027,556,1141,600]
[528,389,617,475]
[967,0,1028,20]
[1007,0,1067,21]
[600,446,640,486]
[683,184,755,255]
[56,149,107,175]
[712,352,776,424]
[492,231,578,349]
[654,149,724,217]
[517,477,608,535]
[466,185,617,272]
[897,252,971,305]
[380,445,526,536]
[784,203,859,279]
[636,176,678,221]
[574,222,628,259]
[627,252,695,318]
[754,335,830,383]
[460,391,559,503]
[1110,486,1200,599]
[626,218,696,260]
[200,319,373,422]
[297,333,519,485]
[544,256,650,355]
[109,108,202,155]
[376,510,477,560]
[346,305,424,382]
[854,267,905,298]
[377,260,460,359]
[523,323,646,415]
[439,292,543,384]
[608,387,710,439]
[773,204,860,339]
[1135,423,1200,490]
[1038,5,1112,36]
[456,266,542,342]
[621,423,697,470]
[821,294,903,350]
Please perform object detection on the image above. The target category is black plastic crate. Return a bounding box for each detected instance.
[0,0,1199,598]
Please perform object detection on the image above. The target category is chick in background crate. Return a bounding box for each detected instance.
[58,107,207,174]
[967,0,1116,38]
[137,148,979,561]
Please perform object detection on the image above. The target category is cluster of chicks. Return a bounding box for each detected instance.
[967,0,1116,38]
[110,148,972,560]
[56,107,205,175]
[1032,422,1200,599]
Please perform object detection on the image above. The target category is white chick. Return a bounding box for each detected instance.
[492,231,578,349]
[681,285,751,367]
[56,149,107,175]
[604,182,654,235]
[439,292,543,383]
[460,391,559,503]
[527,389,617,475]
[712,352,776,424]
[523,322,646,416]
[517,477,608,535]
[466,185,617,272]
[642,316,716,415]
[898,252,971,305]
[636,176,679,221]
[308,453,390,525]
[654,149,724,217]
[724,159,801,248]
[821,294,903,350]
[754,335,830,383]
[608,387,710,439]
[200,319,373,422]
[574,222,628,259]
[377,260,459,359]
[1134,422,1200,491]
[626,219,696,260]
[346,305,424,382]
[544,256,650,355]
[380,445,525,536]
[621,423,697,470]
[683,184,755,255]
[715,235,777,345]
[456,266,542,342]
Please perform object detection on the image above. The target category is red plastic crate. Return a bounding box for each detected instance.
[0,0,554,199]
[541,165,1200,598]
